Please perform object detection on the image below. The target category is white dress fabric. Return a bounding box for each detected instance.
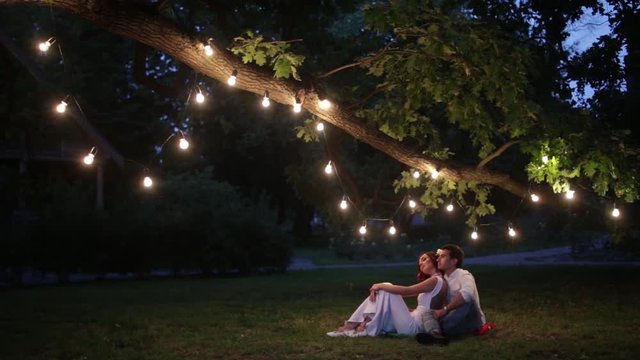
[345,276,444,336]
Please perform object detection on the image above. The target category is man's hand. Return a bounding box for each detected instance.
[433,308,447,319]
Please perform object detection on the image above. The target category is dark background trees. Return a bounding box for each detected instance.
[0,0,638,284]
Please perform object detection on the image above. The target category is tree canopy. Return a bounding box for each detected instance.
[1,0,638,235]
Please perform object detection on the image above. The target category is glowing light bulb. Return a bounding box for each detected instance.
[83,153,95,165]
[430,169,439,179]
[446,204,454,212]
[195,91,205,104]
[388,226,397,235]
[611,207,620,218]
[204,44,214,57]
[359,225,367,235]
[319,99,331,110]
[409,200,417,209]
[324,161,333,174]
[471,230,478,240]
[293,98,302,113]
[38,38,53,52]
[56,100,67,113]
[412,170,420,179]
[316,122,325,131]
[227,71,237,86]
[565,189,575,200]
[531,193,540,202]
[143,176,153,188]
[508,226,517,238]
[262,96,270,107]
[179,138,189,150]
[339,199,348,210]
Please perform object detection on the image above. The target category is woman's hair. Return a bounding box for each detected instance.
[416,251,438,282]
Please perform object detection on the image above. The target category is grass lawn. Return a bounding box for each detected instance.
[1,265,638,359]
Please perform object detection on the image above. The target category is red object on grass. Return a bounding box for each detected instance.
[475,322,495,336]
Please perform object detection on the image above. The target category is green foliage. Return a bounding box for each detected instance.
[362,1,537,158]
[230,31,306,80]
[294,117,322,143]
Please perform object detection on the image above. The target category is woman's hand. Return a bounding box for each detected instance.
[369,283,384,302]
[369,289,377,302]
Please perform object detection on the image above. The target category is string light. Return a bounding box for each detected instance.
[324,161,333,175]
[38,37,55,53]
[359,223,367,235]
[565,189,575,200]
[339,197,348,210]
[178,137,189,150]
[82,147,96,166]
[143,176,153,188]
[293,97,302,113]
[319,98,331,110]
[227,70,237,86]
[195,90,205,104]
[388,223,397,235]
[29,28,624,241]
[55,100,68,113]
[261,91,270,107]
[611,206,620,218]
[203,39,214,56]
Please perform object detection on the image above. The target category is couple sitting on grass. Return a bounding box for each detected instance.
[326,244,493,345]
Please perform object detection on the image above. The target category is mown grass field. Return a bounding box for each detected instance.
[1,265,638,359]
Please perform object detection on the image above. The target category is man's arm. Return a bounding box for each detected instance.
[433,272,477,319]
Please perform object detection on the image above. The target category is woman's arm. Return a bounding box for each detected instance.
[370,277,437,298]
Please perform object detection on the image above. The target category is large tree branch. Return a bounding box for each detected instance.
[0,0,529,198]
[477,140,522,169]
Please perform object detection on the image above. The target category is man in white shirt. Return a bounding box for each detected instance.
[418,244,489,343]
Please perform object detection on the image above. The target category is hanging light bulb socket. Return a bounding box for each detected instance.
[388,221,397,235]
[82,147,97,166]
[38,37,55,53]
[227,70,238,86]
[324,161,333,175]
[203,38,215,57]
[339,196,348,210]
[55,95,70,114]
[293,97,302,113]
[261,91,270,107]
[318,97,331,110]
[358,221,367,235]
[142,168,153,188]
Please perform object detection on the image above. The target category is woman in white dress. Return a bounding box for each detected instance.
[327,251,447,337]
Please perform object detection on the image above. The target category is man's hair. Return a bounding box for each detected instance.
[440,244,464,268]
